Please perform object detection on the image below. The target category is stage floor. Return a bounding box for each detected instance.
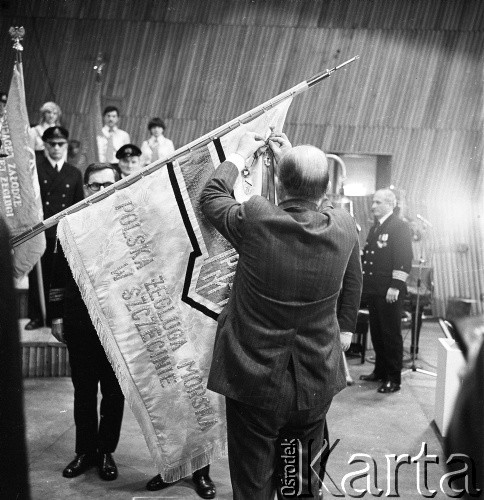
[24,320,452,499]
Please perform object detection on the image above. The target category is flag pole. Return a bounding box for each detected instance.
[9,26,48,323]
[11,55,359,248]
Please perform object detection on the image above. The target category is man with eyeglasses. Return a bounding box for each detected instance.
[26,126,84,330]
[56,163,125,482]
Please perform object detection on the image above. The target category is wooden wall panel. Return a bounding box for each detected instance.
[0,0,482,315]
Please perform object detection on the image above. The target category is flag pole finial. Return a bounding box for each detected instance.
[9,26,25,51]
[9,26,24,64]
[93,52,105,75]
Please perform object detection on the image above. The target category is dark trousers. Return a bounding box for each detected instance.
[225,359,331,500]
[65,331,124,455]
[367,294,404,384]
[27,237,56,324]
[192,465,210,479]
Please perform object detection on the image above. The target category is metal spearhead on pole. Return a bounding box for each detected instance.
[9,26,25,63]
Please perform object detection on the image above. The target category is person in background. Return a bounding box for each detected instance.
[359,189,413,393]
[67,139,81,166]
[97,106,130,164]
[445,316,484,497]
[53,163,125,482]
[30,101,62,152]
[25,126,84,330]
[115,143,142,178]
[140,117,175,166]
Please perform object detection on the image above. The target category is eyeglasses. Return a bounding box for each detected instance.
[47,141,67,147]
[86,182,114,191]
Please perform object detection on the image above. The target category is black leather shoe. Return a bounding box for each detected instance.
[359,372,383,382]
[98,452,118,481]
[377,381,401,393]
[192,471,216,499]
[146,474,172,491]
[62,453,96,478]
[25,318,43,330]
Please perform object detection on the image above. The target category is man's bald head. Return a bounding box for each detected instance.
[372,188,397,219]
[375,188,396,206]
[277,145,329,204]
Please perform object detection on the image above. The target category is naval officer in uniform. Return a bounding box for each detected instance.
[360,189,413,393]
[26,126,84,329]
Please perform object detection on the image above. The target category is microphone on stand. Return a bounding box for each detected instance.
[416,214,433,227]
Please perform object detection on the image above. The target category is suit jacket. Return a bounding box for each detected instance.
[36,155,84,239]
[200,161,362,411]
[362,213,413,297]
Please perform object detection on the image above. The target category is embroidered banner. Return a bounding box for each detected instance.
[57,99,292,480]
[0,61,45,277]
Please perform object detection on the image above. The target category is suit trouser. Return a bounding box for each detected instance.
[27,237,56,324]
[367,294,404,384]
[65,330,124,455]
[225,360,331,500]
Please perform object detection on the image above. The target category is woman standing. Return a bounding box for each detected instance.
[30,101,62,151]
[140,117,175,166]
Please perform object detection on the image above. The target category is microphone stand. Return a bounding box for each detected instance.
[402,215,436,378]
[403,257,436,377]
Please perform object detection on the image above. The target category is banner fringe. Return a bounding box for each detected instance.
[58,219,227,481]
[57,222,167,471]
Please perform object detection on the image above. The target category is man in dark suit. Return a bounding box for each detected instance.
[54,163,125,481]
[359,189,413,393]
[200,131,362,499]
[25,126,84,329]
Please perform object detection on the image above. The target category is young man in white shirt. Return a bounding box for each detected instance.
[97,106,130,164]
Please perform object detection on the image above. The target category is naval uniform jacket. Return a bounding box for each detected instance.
[362,213,413,297]
[36,155,84,239]
[200,160,362,411]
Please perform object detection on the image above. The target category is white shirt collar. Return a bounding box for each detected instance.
[378,211,392,225]
[44,151,65,171]
[103,125,119,135]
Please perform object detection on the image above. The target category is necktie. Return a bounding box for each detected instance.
[54,164,59,173]
[105,132,115,163]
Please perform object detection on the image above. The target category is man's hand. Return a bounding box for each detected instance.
[340,331,352,351]
[386,287,400,304]
[235,132,265,160]
[268,132,292,163]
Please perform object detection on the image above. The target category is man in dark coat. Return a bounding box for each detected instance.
[200,131,362,499]
[360,189,413,393]
[55,163,125,481]
[25,126,83,329]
